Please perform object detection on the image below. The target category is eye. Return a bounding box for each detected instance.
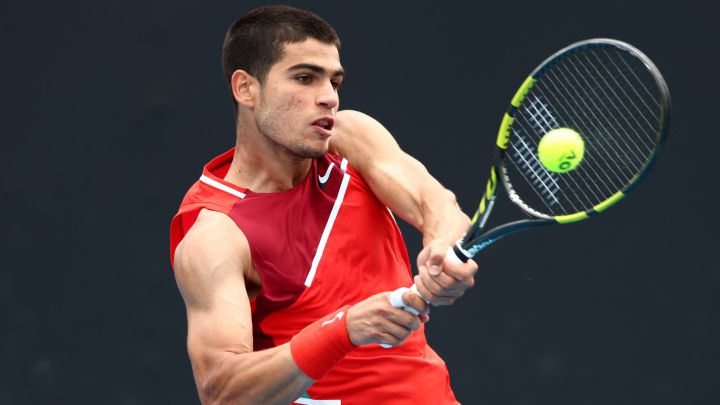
[296,75,312,84]
[331,80,342,90]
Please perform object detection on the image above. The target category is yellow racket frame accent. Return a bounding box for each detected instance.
[553,191,627,223]
[472,167,498,223]
[496,76,536,149]
[511,76,537,108]
[593,191,626,213]
[496,114,514,149]
[554,212,588,224]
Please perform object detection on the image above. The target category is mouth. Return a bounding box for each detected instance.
[312,116,335,132]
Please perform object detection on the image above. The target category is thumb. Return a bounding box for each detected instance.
[426,240,447,276]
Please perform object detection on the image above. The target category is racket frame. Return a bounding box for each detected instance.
[453,38,671,262]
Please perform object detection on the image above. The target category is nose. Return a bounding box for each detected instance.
[317,81,339,110]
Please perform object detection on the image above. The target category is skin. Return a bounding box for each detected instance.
[173,38,478,404]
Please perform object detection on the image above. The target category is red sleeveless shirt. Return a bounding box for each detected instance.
[170,148,458,404]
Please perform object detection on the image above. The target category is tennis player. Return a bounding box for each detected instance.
[170,5,477,404]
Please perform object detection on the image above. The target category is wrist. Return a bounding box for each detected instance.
[290,305,356,380]
[420,190,468,245]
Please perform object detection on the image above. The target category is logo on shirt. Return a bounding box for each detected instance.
[318,163,335,189]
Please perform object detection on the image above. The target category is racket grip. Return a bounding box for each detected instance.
[390,247,465,310]
[381,248,464,348]
[381,287,421,348]
[388,287,420,315]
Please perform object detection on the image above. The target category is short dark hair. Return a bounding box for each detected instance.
[222,5,341,87]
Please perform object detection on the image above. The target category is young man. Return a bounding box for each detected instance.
[170,5,478,404]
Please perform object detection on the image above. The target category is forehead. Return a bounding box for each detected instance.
[272,38,342,73]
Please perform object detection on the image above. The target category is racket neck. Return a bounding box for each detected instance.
[458,218,552,259]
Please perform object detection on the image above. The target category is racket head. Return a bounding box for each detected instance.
[456,39,670,260]
[496,38,671,223]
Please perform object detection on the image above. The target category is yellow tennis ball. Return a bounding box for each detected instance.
[537,128,585,173]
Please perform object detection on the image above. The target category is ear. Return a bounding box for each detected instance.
[230,70,259,108]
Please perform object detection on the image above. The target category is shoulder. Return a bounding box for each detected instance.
[334,110,387,135]
[173,209,252,306]
[335,109,370,125]
[175,210,248,263]
[330,110,398,158]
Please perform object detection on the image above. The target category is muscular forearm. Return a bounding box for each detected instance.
[418,187,471,247]
[197,344,313,405]
[358,155,469,248]
[331,111,469,247]
[192,306,354,404]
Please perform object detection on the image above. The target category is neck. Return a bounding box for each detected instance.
[223,121,314,193]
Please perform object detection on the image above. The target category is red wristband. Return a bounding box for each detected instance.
[290,305,356,380]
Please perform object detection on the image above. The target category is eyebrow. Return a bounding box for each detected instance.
[287,63,345,78]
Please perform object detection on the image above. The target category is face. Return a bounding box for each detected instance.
[254,38,344,159]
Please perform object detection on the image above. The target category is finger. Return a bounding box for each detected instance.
[384,291,422,326]
[381,316,416,341]
[377,308,420,348]
[402,289,430,315]
[424,240,448,276]
[377,332,402,347]
[440,256,479,281]
[388,287,424,317]
[387,306,422,331]
[388,287,415,313]
[422,268,468,294]
[417,266,467,298]
[414,275,457,306]
[378,331,411,347]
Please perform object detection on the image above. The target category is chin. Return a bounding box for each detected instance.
[306,149,328,159]
[300,140,331,159]
[295,145,328,159]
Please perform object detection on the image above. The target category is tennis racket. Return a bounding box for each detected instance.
[389,38,671,315]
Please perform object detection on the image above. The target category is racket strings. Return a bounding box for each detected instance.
[538,77,637,184]
[511,100,606,213]
[506,141,570,214]
[581,49,659,148]
[570,54,657,154]
[562,51,659,167]
[519,117,602,199]
[597,49,661,124]
[506,44,664,216]
[522,98,610,199]
[612,49,662,111]
[520,98,605,203]
[506,132,566,212]
[547,67,647,177]
[521,95,619,207]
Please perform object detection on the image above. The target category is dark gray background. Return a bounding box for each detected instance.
[2,1,718,404]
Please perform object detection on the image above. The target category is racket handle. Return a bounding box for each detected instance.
[390,247,465,309]
[388,287,420,315]
[381,247,463,348]
[446,245,467,263]
[380,286,421,348]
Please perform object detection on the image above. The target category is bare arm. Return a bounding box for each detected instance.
[331,110,478,305]
[173,209,427,404]
[331,110,468,246]
[174,209,313,404]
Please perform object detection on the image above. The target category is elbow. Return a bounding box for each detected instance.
[197,362,262,405]
[196,361,240,405]
[197,374,225,405]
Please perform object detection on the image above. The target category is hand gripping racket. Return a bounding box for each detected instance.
[388,38,671,322]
